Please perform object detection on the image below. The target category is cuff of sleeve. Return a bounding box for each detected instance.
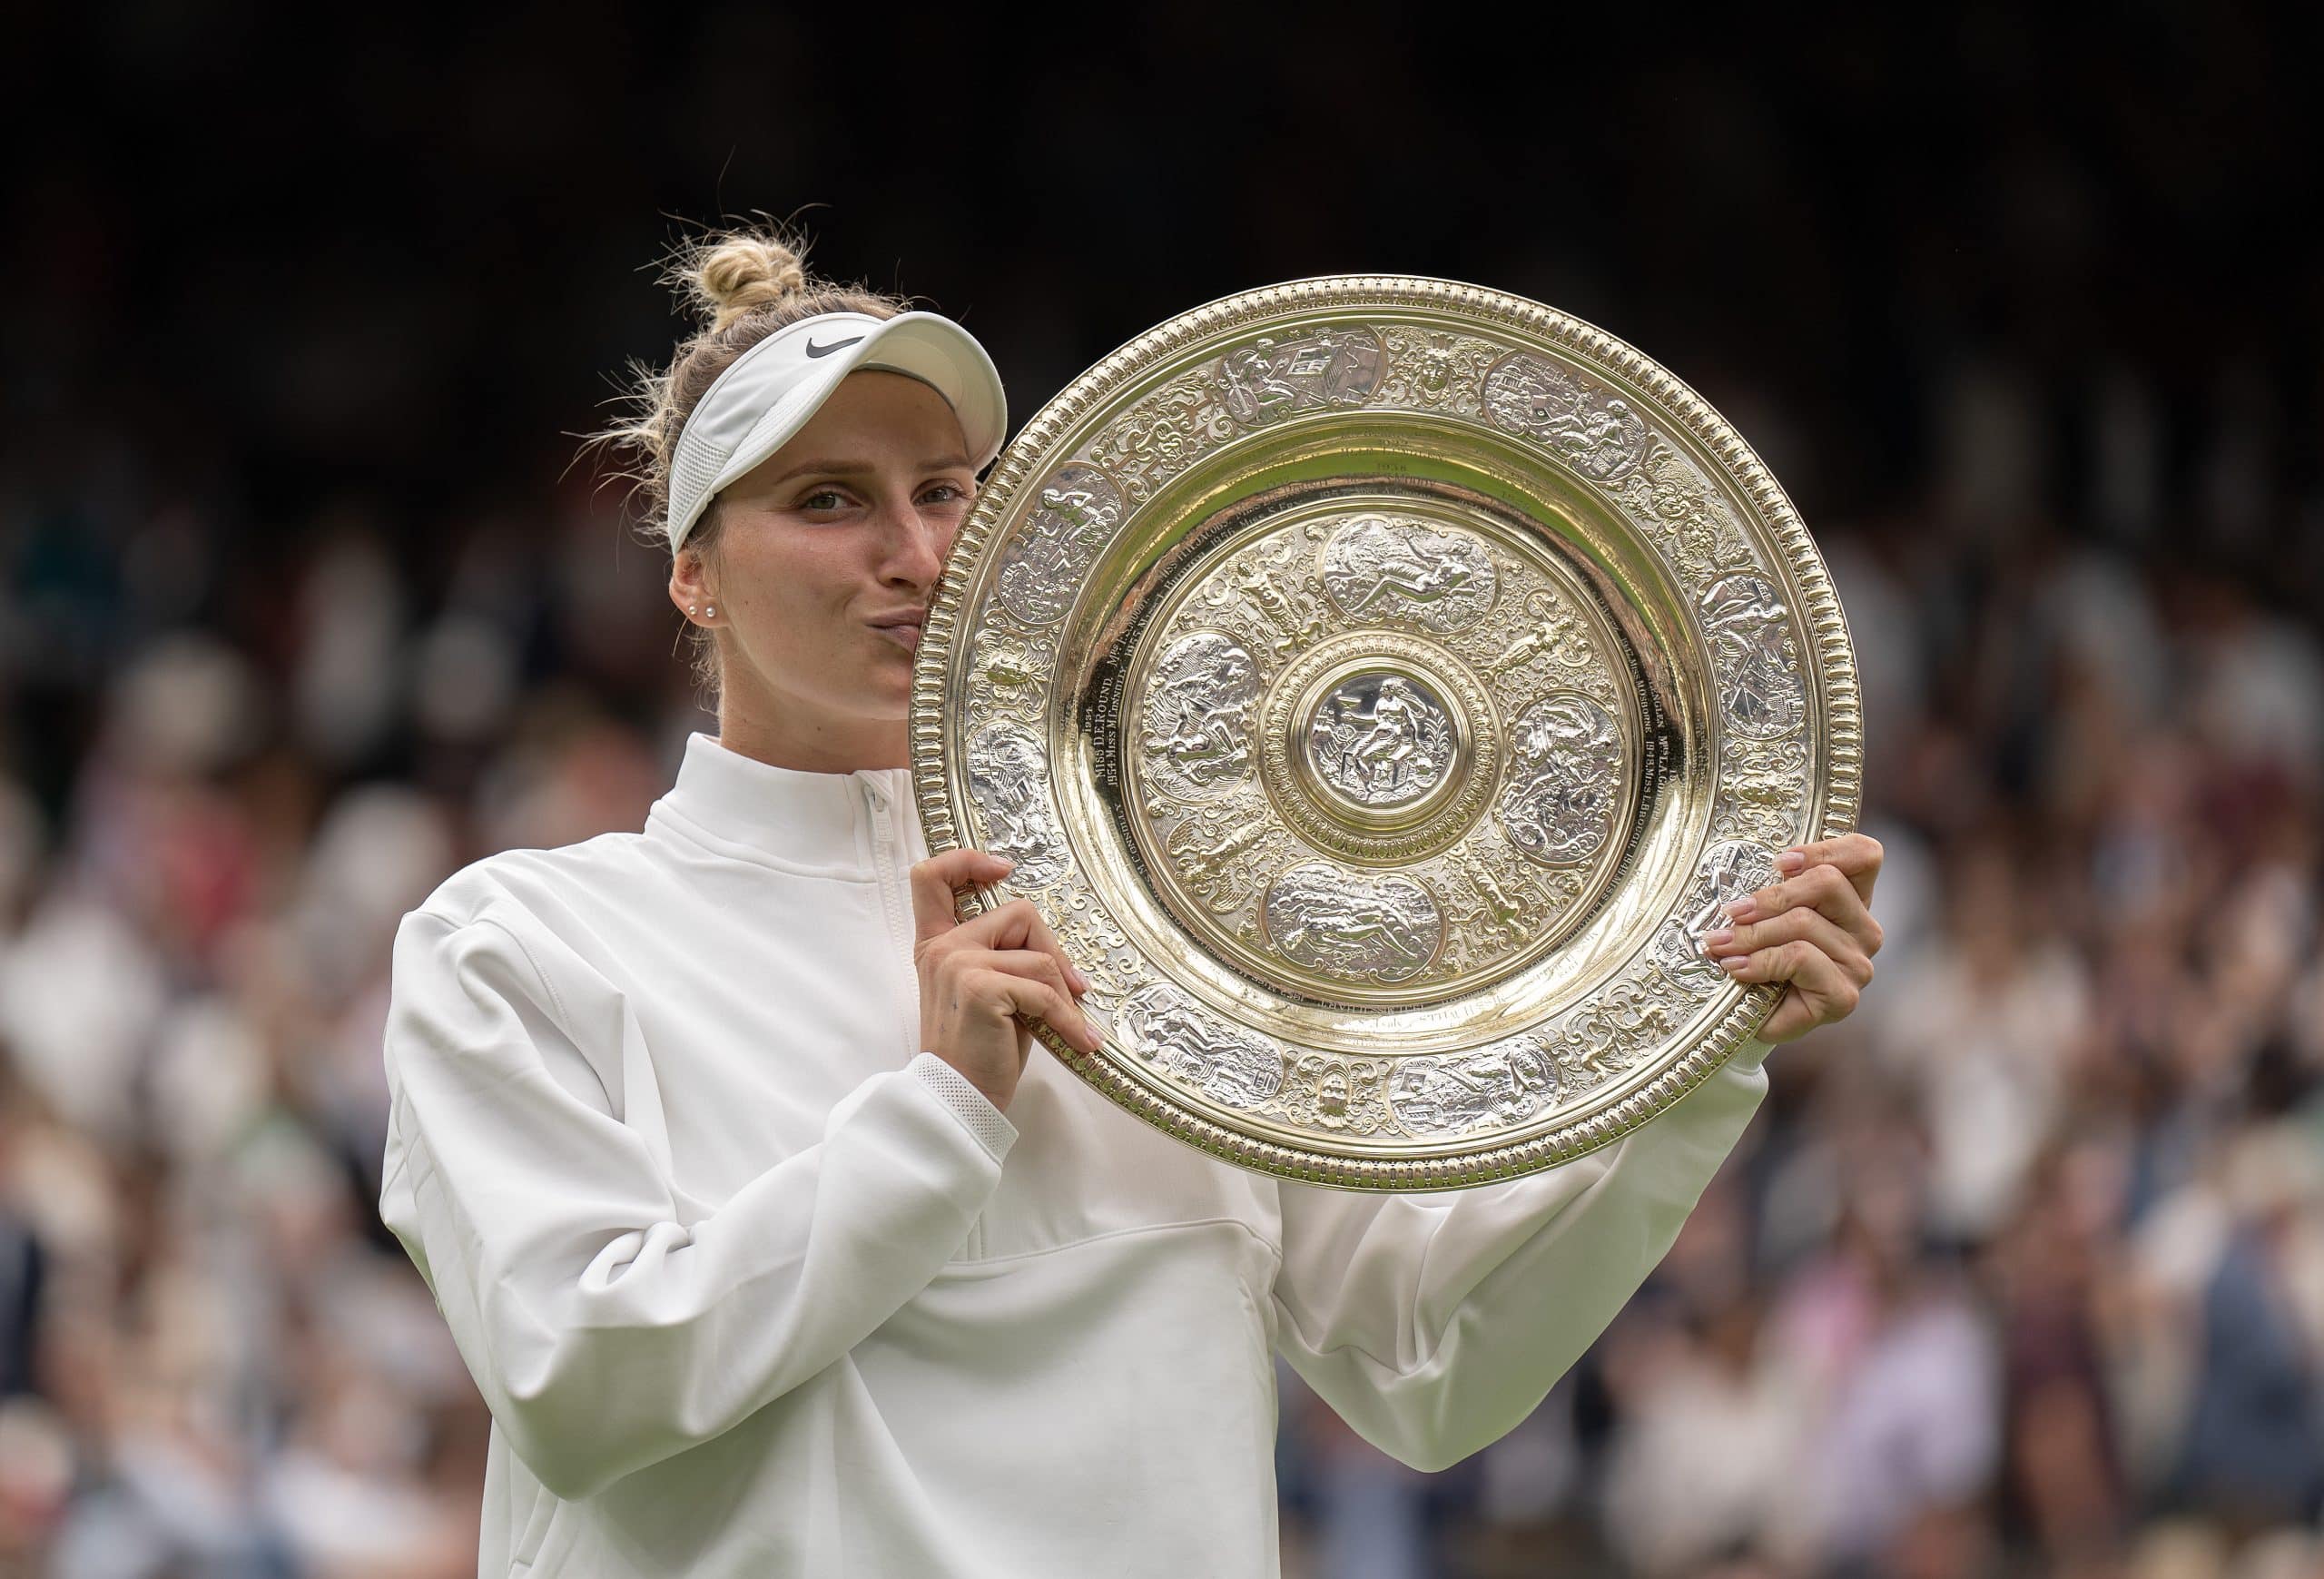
[906,1053,1019,1164]
[1729,1032,1776,1072]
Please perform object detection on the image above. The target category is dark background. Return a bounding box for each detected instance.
[3,6,2321,1576]
[12,6,2318,746]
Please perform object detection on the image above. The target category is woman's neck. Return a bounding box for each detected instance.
[714,705,908,775]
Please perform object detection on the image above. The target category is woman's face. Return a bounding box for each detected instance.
[669,370,977,771]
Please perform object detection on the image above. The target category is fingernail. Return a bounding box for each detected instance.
[1777,850,1806,873]
[1725,898,1757,921]
[1069,964,1090,992]
[1720,956,1748,972]
[1705,928,1734,949]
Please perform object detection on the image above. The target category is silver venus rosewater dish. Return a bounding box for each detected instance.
[911,277,1860,1190]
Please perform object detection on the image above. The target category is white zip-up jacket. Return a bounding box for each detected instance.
[379,729,1773,1576]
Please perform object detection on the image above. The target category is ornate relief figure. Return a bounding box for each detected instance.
[1263,864,1443,984]
[1388,1040,1561,1135]
[1215,329,1384,426]
[965,724,1073,887]
[1140,632,1263,800]
[995,464,1123,627]
[1118,983,1284,1109]
[1319,517,1498,634]
[1496,695,1623,865]
[1306,673,1455,807]
[1482,351,1649,479]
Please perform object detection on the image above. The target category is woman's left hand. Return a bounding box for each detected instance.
[1701,834,1886,1045]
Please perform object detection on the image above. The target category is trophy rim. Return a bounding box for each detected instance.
[911,274,1862,1191]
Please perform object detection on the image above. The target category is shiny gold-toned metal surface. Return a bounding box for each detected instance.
[911,277,1860,1190]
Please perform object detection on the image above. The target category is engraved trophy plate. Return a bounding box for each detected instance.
[911,278,1860,1189]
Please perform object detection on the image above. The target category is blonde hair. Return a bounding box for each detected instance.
[585,222,909,701]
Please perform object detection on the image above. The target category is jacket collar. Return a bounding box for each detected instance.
[647,731,915,878]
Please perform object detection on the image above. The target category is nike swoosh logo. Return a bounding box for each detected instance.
[804,335,864,359]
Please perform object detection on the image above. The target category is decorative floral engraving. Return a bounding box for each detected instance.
[1156,793,1288,914]
[1197,533,1328,658]
[1552,972,1693,1083]
[966,619,1056,722]
[1700,573,1807,740]
[1305,671,1456,808]
[1611,441,1758,576]
[1081,372,1239,506]
[1437,849,1555,960]
[965,724,1072,887]
[1118,983,1283,1110]
[1049,890,1134,1002]
[1497,695,1623,865]
[1319,516,1497,634]
[1377,328,1502,415]
[995,464,1122,627]
[1140,631,1262,801]
[1482,351,1649,480]
[1477,587,1598,681]
[1216,329,1384,427]
[1388,1038,1561,1136]
[1712,733,1812,849]
[1263,863,1443,984]
[1272,1051,1393,1136]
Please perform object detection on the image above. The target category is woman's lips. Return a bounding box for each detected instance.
[872,621,921,653]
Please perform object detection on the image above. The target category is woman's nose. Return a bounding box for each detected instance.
[878,501,947,587]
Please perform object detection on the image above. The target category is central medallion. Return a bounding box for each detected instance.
[1303,669,1457,815]
[1257,632,1500,870]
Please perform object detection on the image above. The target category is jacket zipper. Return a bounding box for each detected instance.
[862,775,984,1258]
[861,775,917,1057]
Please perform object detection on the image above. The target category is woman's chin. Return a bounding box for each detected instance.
[861,676,915,718]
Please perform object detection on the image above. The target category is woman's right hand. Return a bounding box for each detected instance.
[910,849,1100,1114]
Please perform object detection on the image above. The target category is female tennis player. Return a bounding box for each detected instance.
[378,227,1884,1576]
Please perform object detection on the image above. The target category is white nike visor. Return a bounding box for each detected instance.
[665,309,1008,553]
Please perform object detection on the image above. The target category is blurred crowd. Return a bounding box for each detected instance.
[7,5,2320,1576]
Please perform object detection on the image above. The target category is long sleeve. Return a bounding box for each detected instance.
[1269,1039,1773,1472]
[377,903,1015,1501]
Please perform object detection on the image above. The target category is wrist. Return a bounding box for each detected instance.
[940,1057,1010,1115]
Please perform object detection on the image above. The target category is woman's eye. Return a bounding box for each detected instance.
[800,489,847,511]
[922,482,970,505]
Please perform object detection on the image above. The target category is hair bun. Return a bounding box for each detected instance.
[683,232,810,332]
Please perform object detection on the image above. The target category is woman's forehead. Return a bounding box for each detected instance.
[812,371,967,446]
[738,372,972,489]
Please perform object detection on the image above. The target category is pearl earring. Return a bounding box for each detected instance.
[705,605,716,618]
